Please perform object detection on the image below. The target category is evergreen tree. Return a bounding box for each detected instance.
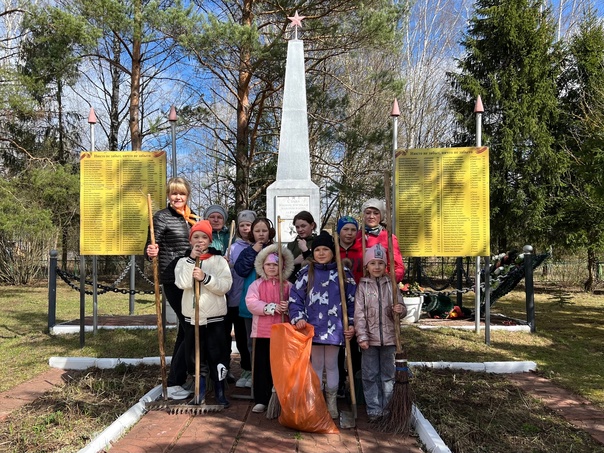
[448,0,565,252]
[556,6,604,291]
[163,0,406,215]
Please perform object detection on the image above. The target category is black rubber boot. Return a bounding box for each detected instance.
[214,380,230,408]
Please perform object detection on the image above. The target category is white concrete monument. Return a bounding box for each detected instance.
[266,12,321,242]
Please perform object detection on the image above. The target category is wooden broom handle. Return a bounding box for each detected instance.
[384,171,402,353]
[226,220,235,260]
[147,194,168,399]
[277,216,284,321]
[334,231,356,408]
[194,257,201,403]
[361,218,367,277]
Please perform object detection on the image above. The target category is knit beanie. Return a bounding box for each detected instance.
[189,220,213,240]
[237,210,257,225]
[361,198,386,218]
[364,243,387,266]
[336,216,359,234]
[312,230,335,254]
[204,204,227,221]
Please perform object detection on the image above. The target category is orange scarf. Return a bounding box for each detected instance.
[197,251,213,262]
[173,204,198,226]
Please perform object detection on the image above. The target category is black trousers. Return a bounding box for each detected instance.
[163,283,186,386]
[253,338,273,405]
[183,319,230,382]
[224,306,252,371]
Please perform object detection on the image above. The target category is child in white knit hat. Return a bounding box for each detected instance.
[353,243,406,422]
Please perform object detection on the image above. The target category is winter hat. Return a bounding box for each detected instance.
[189,220,213,240]
[264,252,279,265]
[364,243,387,266]
[237,210,257,225]
[336,216,359,234]
[254,244,295,280]
[204,204,227,221]
[361,198,386,218]
[312,230,335,254]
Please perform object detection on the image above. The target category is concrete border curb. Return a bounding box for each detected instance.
[48,358,537,453]
[50,324,177,335]
[77,384,162,453]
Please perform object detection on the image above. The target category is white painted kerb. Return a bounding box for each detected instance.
[48,358,537,453]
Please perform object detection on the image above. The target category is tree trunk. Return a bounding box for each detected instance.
[57,80,65,164]
[109,35,121,151]
[129,0,142,151]
[585,248,596,292]
[61,226,68,269]
[234,0,254,212]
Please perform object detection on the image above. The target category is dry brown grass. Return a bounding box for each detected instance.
[0,365,161,453]
[1,284,604,451]
[412,368,604,453]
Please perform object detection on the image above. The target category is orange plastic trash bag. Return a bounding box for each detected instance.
[270,323,338,433]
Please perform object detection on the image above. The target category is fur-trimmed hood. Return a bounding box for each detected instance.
[254,244,295,280]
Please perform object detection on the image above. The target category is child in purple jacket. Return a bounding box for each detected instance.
[289,230,356,419]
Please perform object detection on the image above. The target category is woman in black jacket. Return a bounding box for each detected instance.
[145,177,198,398]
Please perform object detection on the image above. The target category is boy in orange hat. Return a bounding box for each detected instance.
[174,220,233,406]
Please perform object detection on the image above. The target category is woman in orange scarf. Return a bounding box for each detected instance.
[145,177,199,399]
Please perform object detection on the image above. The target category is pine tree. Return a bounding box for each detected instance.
[448,0,565,251]
[556,6,604,291]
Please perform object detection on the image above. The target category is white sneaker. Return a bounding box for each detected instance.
[252,403,266,413]
[167,385,191,400]
[217,363,228,381]
[245,374,252,388]
[236,370,250,388]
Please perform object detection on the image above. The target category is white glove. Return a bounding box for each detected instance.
[263,303,277,315]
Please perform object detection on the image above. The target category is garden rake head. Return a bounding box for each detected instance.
[145,398,224,415]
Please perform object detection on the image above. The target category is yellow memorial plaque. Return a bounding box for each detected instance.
[395,147,489,257]
[80,151,166,255]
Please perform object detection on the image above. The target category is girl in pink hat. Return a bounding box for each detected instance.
[354,243,406,422]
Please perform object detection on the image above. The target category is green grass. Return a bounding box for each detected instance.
[2,281,604,452]
[403,287,604,408]
[0,283,176,393]
[2,281,603,409]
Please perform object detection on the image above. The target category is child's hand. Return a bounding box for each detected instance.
[358,340,369,350]
[393,303,404,314]
[294,319,307,330]
[297,238,308,253]
[190,245,202,259]
[252,241,264,252]
[344,326,355,340]
[275,301,288,314]
[192,267,205,282]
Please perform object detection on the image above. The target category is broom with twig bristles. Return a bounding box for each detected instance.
[266,216,285,419]
[379,170,414,435]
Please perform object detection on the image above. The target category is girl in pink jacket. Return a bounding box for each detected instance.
[245,244,294,413]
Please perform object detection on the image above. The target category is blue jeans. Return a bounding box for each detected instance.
[361,345,395,417]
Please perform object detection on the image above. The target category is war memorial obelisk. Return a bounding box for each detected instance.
[266,12,320,242]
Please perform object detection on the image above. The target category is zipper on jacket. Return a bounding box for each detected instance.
[376,278,384,345]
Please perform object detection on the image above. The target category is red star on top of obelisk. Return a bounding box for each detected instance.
[287,11,305,40]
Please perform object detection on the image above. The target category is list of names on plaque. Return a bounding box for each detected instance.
[395,147,489,257]
[80,151,166,255]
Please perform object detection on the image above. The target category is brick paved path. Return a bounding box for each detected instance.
[3,367,604,452]
[107,396,422,453]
